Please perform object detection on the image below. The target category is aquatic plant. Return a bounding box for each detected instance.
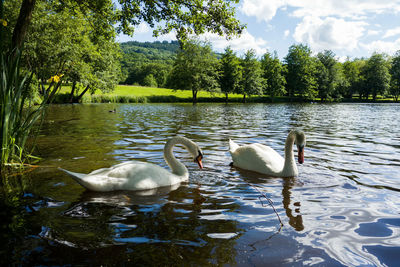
[0,50,51,168]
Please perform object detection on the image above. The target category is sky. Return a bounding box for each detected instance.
[116,0,400,61]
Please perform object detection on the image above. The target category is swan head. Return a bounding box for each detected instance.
[194,150,204,169]
[293,130,306,164]
[183,137,204,169]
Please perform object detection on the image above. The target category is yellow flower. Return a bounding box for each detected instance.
[47,74,63,83]
[0,19,7,27]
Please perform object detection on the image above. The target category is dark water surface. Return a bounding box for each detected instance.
[1,103,399,266]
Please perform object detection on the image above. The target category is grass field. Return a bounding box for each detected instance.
[55,84,398,104]
[57,85,252,103]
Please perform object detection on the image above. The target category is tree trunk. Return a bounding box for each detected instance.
[225,93,228,103]
[242,94,246,103]
[11,0,36,51]
[76,85,90,102]
[192,90,198,104]
[69,81,77,103]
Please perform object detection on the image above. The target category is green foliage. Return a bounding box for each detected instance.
[120,41,179,65]
[315,50,339,101]
[362,53,390,101]
[340,58,366,98]
[239,49,263,102]
[219,47,242,101]
[120,41,178,84]
[168,39,220,103]
[389,50,400,102]
[0,50,50,167]
[5,1,122,102]
[285,44,317,100]
[143,74,158,87]
[260,51,286,99]
[115,0,245,42]
[125,62,172,87]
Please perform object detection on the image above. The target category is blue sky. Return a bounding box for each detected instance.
[117,0,400,61]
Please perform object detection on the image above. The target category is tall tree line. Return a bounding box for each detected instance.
[158,42,400,103]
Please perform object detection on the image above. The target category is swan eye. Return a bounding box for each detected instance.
[194,150,203,162]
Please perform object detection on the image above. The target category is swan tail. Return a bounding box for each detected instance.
[59,167,90,189]
[229,139,239,154]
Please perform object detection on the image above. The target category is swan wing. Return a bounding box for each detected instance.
[61,161,184,192]
[231,143,284,175]
[229,139,240,154]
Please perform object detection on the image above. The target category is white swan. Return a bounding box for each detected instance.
[229,130,306,177]
[59,136,203,192]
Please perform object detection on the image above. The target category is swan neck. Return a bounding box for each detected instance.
[164,137,190,178]
[282,131,298,176]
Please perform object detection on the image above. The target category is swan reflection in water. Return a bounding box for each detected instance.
[282,177,304,231]
[77,183,181,206]
[232,166,304,232]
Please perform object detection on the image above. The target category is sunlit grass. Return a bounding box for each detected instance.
[58,85,246,103]
[57,85,398,103]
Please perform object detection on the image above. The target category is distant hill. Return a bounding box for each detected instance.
[119,41,180,86]
[118,40,221,86]
[119,40,180,68]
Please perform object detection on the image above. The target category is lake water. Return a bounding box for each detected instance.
[1,103,399,266]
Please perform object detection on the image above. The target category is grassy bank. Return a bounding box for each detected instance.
[55,85,306,103]
[54,85,399,104]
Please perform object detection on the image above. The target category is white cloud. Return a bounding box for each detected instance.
[241,0,400,21]
[383,27,400,38]
[367,30,380,36]
[241,0,287,22]
[293,16,367,52]
[134,23,150,34]
[155,31,177,42]
[288,0,400,19]
[198,30,268,56]
[361,38,400,54]
[284,30,290,38]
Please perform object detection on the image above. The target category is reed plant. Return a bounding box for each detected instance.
[0,50,49,168]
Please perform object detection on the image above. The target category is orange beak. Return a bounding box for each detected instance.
[195,155,203,169]
[298,147,304,164]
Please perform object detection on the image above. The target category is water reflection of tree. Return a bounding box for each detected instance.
[114,186,240,266]
[17,185,241,265]
[0,172,40,264]
[282,178,304,231]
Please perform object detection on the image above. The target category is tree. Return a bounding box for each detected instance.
[389,50,400,102]
[260,50,286,101]
[8,0,245,52]
[339,58,364,99]
[363,53,390,101]
[284,44,317,100]
[315,50,339,102]
[219,47,241,102]
[125,63,172,87]
[143,74,158,87]
[239,49,263,102]
[6,1,122,103]
[168,39,220,103]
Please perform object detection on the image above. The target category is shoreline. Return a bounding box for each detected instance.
[53,85,399,104]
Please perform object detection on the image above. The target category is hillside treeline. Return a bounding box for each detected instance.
[121,41,400,102]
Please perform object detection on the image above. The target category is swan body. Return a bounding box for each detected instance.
[59,136,203,192]
[229,130,306,177]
